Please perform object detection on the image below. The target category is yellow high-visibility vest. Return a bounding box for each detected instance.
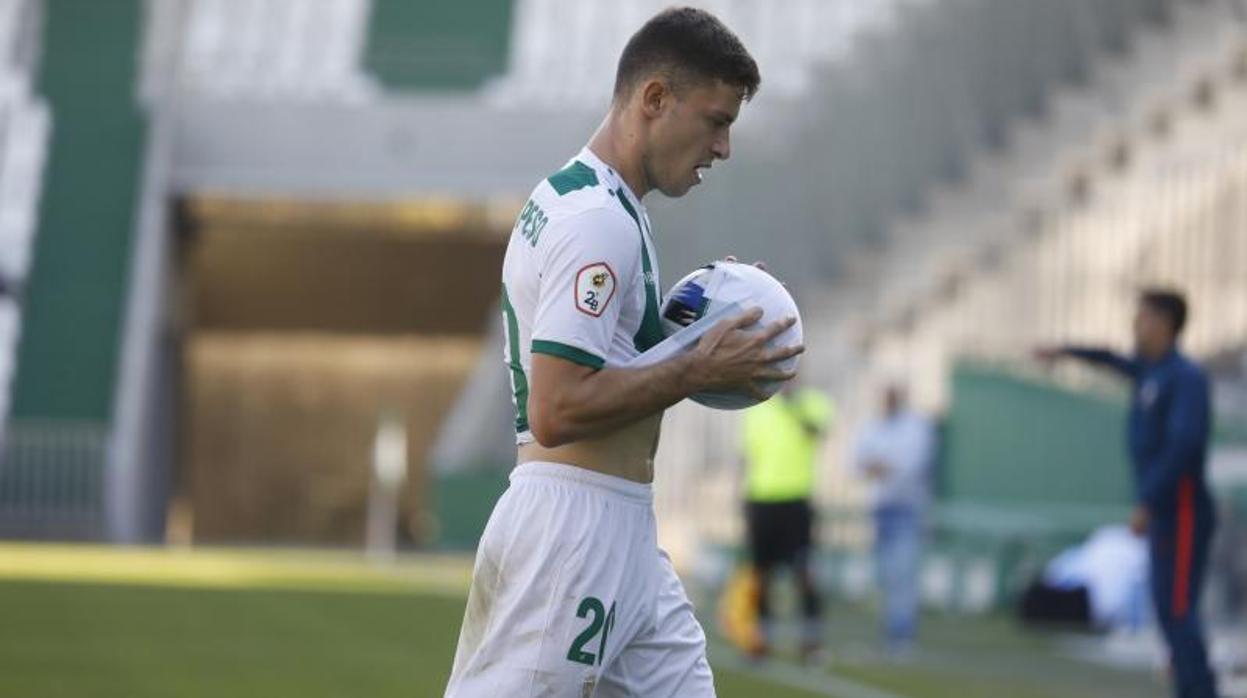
[741,388,834,502]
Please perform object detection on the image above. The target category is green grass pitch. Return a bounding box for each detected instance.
[0,544,1165,698]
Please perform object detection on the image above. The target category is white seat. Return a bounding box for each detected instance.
[176,0,373,101]
[487,0,909,108]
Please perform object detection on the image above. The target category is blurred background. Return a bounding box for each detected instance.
[1,0,1246,696]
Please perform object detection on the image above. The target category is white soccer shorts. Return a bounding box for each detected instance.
[444,461,715,698]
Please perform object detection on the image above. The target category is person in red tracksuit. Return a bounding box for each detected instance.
[1038,288,1218,698]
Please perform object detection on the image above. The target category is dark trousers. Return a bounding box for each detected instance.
[745,499,822,628]
[1149,481,1218,698]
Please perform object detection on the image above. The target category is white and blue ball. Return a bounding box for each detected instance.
[661,261,803,410]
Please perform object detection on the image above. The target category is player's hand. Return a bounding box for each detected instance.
[723,255,769,273]
[1129,505,1149,537]
[689,308,803,399]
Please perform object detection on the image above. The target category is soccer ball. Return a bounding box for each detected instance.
[660,261,803,409]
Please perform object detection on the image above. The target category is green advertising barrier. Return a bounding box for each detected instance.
[430,467,510,550]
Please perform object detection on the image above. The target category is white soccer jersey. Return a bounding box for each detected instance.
[501,147,664,444]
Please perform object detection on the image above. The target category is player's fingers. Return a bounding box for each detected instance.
[759,315,797,341]
[764,343,804,362]
[723,255,738,263]
[728,307,764,329]
[745,383,771,401]
[755,368,798,382]
[752,260,768,272]
[702,308,760,346]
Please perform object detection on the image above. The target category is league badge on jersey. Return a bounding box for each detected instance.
[575,262,616,317]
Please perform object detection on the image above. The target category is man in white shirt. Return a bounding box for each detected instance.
[853,384,935,656]
[445,8,802,698]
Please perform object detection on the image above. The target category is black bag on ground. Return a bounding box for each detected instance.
[1018,577,1093,628]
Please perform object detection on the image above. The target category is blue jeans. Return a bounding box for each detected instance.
[874,504,923,647]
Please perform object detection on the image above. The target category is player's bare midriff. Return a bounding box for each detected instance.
[517,412,663,483]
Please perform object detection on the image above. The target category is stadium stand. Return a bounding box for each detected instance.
[160,0,374,101]
[0,0,60,536]
[486,0,905,107]
[0,0,47,399]
[2,0,145,539]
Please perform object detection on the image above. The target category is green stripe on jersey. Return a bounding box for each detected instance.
[501,285,529,433]
[532,340,605,370]
[547,161,599,195]
[612,189,664,352]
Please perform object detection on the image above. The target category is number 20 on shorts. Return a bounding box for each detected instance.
[567,596,616,666]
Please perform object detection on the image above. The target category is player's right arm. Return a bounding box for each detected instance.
[529,311,797,447]
[524,207,800,448]
[1034,345,1140,379]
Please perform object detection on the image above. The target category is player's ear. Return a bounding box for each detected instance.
[639,77,671,119]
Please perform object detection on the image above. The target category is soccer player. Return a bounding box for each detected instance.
[444,8,801,697]
[1037,289,1219,698]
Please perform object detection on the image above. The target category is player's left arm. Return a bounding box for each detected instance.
[1137,369,1211,513]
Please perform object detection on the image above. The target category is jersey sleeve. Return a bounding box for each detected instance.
[531,206,640,369]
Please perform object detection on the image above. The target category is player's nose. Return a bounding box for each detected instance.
[712,132,731,161]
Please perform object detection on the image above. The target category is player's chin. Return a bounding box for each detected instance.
[659,174,699,198]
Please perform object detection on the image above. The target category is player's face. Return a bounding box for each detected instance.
[646,79,743,197]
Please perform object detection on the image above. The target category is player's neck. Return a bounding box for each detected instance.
[588,114,650,200]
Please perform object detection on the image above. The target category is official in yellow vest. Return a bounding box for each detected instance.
[740,383,834,662]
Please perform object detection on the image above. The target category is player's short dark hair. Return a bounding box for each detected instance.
[613,7,760,101]
[1140,287,1188,336]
